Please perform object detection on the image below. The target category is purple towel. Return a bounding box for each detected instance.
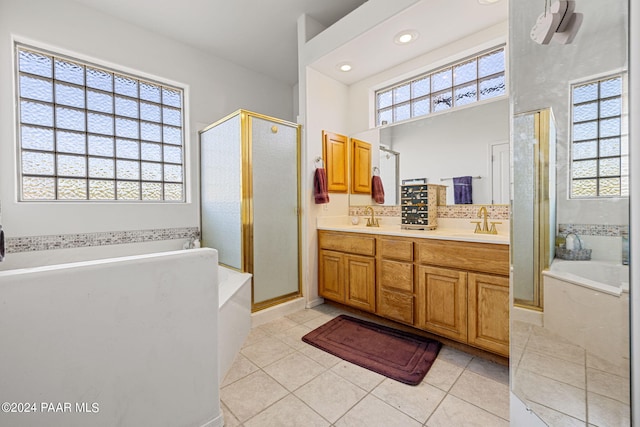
[314,168,330,204]
[453,176,473,204]
[372,175,385,204]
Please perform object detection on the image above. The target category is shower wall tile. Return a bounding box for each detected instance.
[6,227,199,253]
[558,224,627,237]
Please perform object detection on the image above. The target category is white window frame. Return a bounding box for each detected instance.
[569,72,628,199]
[14,40,189,203]
[374,46,507,127]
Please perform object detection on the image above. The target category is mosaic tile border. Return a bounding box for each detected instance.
[6,227,200,254]
[437,204,510,219]
[558,224,628,237]
[349,204,510,220]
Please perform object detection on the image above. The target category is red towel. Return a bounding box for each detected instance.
[314,168,330,204]
[372,175,385,204]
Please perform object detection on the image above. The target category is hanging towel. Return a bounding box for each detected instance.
[372,175,385,204]
[0,225,4,262]
[453,176,473,204]
[314,168,330,204]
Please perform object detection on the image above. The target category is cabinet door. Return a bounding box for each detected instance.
[351,138,371,194]
[416,265,467,342]
[319,250,344,302]
[322,131,348,193]
[468,273,509,356]
[344,254,375,312]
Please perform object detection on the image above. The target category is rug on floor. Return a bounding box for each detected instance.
[302,314,441,385]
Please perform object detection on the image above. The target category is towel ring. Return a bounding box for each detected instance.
[314,156,324,168]
[372,166,380,176]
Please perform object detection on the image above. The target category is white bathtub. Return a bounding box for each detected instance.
[217,265,252,384]
[0,249,222,427]
[543,259,630,364]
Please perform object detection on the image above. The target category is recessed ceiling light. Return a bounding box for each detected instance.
[337,62,352,72]
[478,0,501,4]
[394,30,419,45]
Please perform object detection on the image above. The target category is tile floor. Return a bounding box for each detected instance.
[511,320,631,426]
[220,304,510,427]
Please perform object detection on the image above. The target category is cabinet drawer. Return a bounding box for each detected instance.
[379,260,413,293]
[319,231,375,256]
[377,289,414,324]
[416,239,508,276]
[378,238,413,261]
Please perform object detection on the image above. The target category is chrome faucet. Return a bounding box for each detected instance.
[364,206,379,227]
[471,206,501,235]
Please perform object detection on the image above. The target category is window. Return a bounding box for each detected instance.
[375,47,506,126]
[570,74,628,198]
[16,44,186,201]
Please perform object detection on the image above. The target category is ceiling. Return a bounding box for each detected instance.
[312,0,509,85]
[70,0,367,86]
[70,0,507,87]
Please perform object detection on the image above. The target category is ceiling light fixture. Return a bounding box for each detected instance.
[394,30,419,45]
[337,62,352,72]
[478,0,501,4]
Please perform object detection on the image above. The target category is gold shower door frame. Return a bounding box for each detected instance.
[513,108,554,309]
[240,110,302,312]
[200,109,302,312]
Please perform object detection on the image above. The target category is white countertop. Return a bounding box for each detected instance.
[317,216,510,245]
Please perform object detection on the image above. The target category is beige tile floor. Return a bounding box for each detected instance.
[511,320,631,426]
[220,304,509,427]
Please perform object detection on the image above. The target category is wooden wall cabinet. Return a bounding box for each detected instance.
[351,138,371,194]
[318,231,375,312]
[322,131,349,193]
[318,230,509,357]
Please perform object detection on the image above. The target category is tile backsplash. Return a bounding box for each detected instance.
[6,227,199,253]
[349,204,510,220]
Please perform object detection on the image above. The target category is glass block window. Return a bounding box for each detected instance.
[16,44,186,202]
[375,47,505,126]
[570,74,628,198]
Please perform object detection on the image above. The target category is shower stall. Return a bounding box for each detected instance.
[200,110,301,312]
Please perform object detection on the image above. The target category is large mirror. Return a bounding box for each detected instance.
[347,89,509,207]
[510,0,631,425]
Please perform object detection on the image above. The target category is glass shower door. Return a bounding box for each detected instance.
[250,116,300,308]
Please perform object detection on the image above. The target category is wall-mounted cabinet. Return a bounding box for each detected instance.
[322,131,348,193]
[351,138,371,194]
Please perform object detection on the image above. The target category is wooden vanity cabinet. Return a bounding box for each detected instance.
[318,230,510,357]
[416,239,509,356]
[376,237,414,324]
[318,231,376,312]
[467,273,509,355]
[416,265,468,342]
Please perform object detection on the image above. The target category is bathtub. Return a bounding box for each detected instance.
[217,265,252,384]
[0,249,223,427]
[543,259,630,364]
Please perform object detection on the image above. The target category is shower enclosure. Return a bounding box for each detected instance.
[200,110,301,311]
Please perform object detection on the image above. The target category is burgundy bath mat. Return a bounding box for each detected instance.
[302,315,441,385]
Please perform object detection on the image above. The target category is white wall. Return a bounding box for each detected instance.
[385,98,509,204]
[302,67,350,305]
[511,0,628,226]
[0,0,293,265]
[0,248,221,427]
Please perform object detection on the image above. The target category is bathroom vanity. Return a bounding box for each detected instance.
[317,225,509,357]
